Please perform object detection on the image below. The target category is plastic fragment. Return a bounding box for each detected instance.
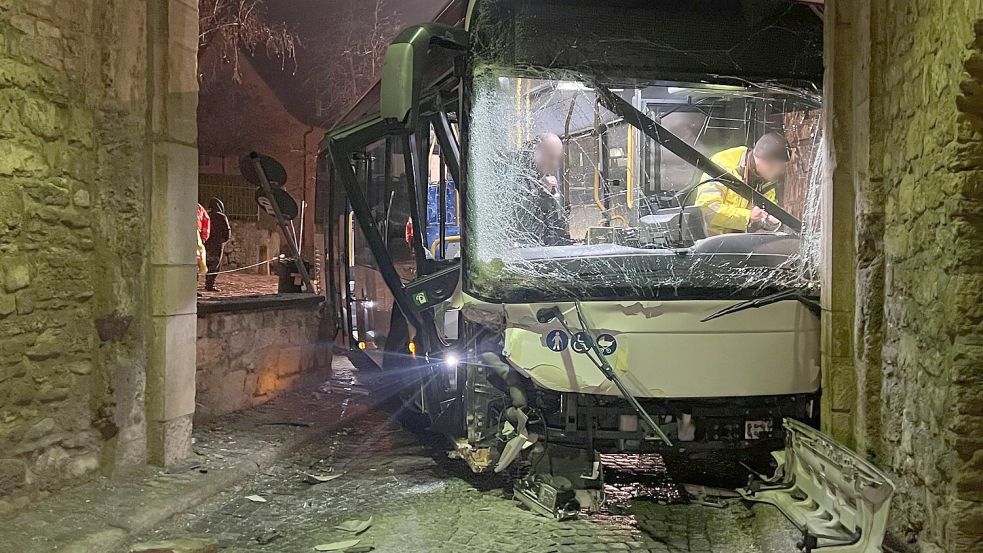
[335,516,373,534]
[314,539,360,551]
[304,472,343,484]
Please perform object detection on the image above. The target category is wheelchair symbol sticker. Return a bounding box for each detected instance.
[546,330,569,352]
[596,334,618,355]
[571,332,593,354]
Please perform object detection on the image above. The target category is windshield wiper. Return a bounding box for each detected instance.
[701,288,820,322]
[588,80,803,233]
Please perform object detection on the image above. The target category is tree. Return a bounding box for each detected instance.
[306,0,403,123]
[199,0,298,83]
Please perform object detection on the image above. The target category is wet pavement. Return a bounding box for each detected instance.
[130,357,804,553]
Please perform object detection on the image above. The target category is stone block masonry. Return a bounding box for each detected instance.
[0,0,201,499]
[195,297,332,421]
[827,1,983,551]
[0,0,154,499]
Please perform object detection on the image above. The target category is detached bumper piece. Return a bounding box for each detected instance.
[513,479,579,520]
[739,419,895,553]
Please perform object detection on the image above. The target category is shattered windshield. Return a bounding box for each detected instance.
[466,72,824,302]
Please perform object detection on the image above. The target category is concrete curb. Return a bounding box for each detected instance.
[54,420,340,553]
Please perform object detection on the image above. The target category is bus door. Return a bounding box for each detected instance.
[327,110,462,420]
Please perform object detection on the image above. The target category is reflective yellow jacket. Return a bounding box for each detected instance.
[695,146,778,236]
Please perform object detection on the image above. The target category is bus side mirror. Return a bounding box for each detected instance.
[380,24,467,129]
[381,42,415,126]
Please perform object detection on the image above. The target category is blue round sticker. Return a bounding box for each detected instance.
[546,330,569,352]
[596,334,618,355]
[571,332,594,354]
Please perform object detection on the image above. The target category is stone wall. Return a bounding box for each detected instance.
[0,0,199,499]
[0,0,152,498]
[195,298,331,421]
[827,1,983,551]
[224,219,280,273]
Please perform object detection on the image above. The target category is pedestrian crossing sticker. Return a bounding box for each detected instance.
[544,330,617,356]
[546,329,569,352]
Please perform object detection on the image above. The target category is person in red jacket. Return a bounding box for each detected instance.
[196,203,210,274]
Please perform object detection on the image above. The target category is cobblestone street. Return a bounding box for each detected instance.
[130,358,803,553]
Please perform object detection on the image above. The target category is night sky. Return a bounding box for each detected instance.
[263,0,446,36]
[249,0,450,126]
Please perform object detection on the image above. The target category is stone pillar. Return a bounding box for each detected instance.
[145,0,200,466]
[821,0,867,449]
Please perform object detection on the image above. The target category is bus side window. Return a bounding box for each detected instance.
[426,129,461,261]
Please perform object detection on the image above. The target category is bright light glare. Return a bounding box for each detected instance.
[445,354,459,369]
[557,82,592,91]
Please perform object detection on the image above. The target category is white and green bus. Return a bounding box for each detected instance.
[320,1,892,548]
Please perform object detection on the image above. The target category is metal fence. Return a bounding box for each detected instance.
[198,174,259,221]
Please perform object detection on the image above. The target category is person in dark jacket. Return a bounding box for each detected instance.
[514,132,569,247]
[204,198,231,291]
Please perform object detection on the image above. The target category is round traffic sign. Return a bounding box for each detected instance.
[241,153,287,188]
[255,187,299,220]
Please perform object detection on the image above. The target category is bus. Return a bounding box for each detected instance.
[319,1,893,548]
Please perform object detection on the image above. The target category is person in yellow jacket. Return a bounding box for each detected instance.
[695,132,790,236]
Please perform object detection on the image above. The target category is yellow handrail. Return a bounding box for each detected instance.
[430,235,462,258]
[607,215,629,228]
[626,126,635,208]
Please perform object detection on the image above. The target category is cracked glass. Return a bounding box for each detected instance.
[466,72,824,302]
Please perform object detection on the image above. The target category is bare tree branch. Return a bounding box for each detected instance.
[305,0,402,124]
[199,0,299,83]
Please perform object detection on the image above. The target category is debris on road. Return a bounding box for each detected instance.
[258,421,313,428]
[130,537,218,553]
[165,461,203,475]
[255,529,283,545]
[684,483,739,508]
[304,472,343,484]
[335,516,373,534]
[245,495,267,503]
[122,358,803,553]
[314,538,361,551]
